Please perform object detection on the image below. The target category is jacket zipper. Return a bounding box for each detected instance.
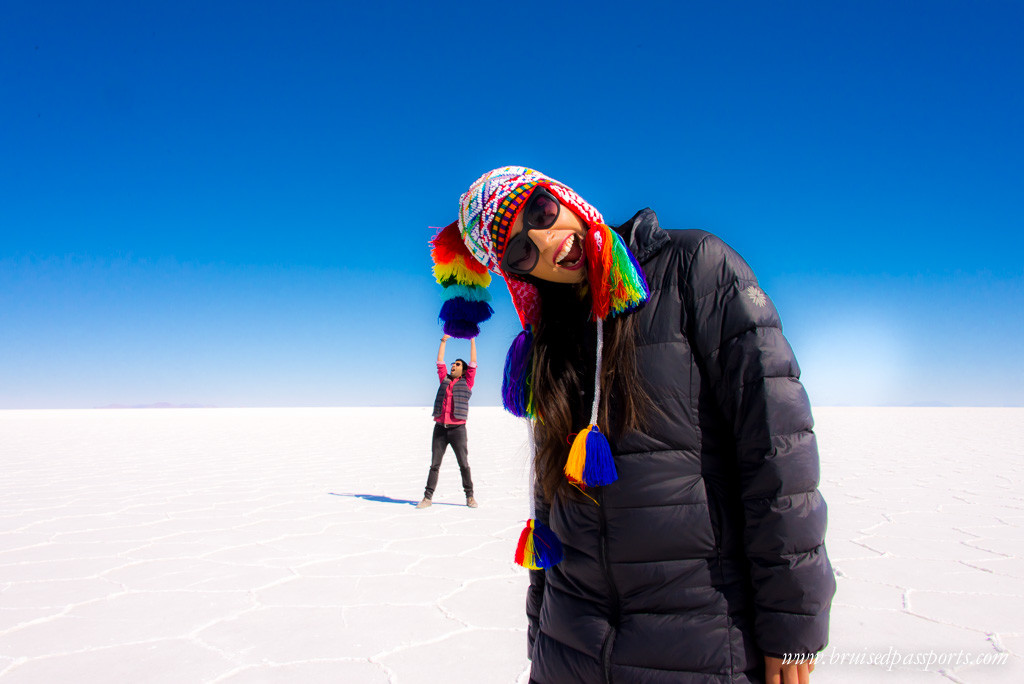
[707,487,725,585]
[597,489,620,684]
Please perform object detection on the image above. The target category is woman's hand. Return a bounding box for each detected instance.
[441,334,450,342]
[765,655,814,683]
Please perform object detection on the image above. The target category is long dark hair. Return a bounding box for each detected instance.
[529,279,649,502]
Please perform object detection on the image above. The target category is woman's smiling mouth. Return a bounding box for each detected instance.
[555,233,585,270]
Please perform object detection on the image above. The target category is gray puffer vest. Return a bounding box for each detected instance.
[432,376,471,422]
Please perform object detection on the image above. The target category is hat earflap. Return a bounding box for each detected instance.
[431,221,493,338]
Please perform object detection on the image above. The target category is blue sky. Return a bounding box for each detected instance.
[2,1,1022,408]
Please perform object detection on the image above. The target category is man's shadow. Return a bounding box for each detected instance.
[328,493,463,507]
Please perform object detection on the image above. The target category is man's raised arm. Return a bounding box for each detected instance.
[438,334,449,364]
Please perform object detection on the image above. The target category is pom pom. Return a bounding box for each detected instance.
[564,424,617,487]
[430,222,493,339]
[430,223,489,274]
[430,222,492,286]
[439,298,494,325]
[432,245,489,275]
[514,518,563,569]
[502,328,534,417]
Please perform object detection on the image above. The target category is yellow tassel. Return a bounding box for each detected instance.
[517,523,536,568]
[564,426,593,485]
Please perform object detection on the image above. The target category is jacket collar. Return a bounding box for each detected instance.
[614,208,670,264]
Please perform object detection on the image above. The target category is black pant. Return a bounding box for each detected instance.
[424,423,474,498]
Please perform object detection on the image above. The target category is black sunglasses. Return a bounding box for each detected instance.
[499,186,561,275]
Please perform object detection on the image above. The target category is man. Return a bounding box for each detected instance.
[417,334,478,508]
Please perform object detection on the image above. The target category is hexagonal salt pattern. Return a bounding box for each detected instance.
[0,406,1021,683]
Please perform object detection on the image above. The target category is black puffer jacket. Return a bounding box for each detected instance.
[527,210,835,683]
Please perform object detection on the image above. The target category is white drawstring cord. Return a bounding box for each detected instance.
[590,317,604,426]
[529,316,603,520]
[527,419,536,519]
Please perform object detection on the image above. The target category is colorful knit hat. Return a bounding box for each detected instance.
[430,166,650,569]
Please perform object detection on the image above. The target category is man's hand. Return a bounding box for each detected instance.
[765,655,814,684]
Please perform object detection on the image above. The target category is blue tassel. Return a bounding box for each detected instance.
[532,519,564,568]
[502,328,533,417]
[581,426,617,486]
[531,519,564,567]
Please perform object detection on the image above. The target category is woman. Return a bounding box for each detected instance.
[430,166,834,683]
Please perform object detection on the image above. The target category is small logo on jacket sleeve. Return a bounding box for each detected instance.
[745,286,767,307]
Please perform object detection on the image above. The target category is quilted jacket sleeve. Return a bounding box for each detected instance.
[525,481,549,659]
[683,233,835,657]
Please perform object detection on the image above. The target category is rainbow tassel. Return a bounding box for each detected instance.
[514,518,564,569]
[502,327,534,418]
[431,222,493,339]
[585,224,650,320]
[564,424,617,487]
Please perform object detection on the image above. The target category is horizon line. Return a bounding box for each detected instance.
[2,403,1023,411]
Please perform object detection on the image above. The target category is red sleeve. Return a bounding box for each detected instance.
[465,363,477,390]
[436,363,447,383]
